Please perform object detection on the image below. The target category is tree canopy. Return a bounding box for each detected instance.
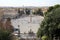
[45,4,60,16]
[33,9,43,16]
[37,5,60,40]
[25,8,30,15]
[0,29,11,40]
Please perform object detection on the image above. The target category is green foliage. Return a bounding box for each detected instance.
[0,29,11,40]
[54,4,60,9]
[18,9,20,13]
[18,9,24,16]
[47,6,54,12]
[33,9,43,16]
[25,8,30,15]
[45,4,60,16]
[37,6,60,39]
[42,36,48,40]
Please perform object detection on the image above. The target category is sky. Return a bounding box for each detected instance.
[0,0,60,7]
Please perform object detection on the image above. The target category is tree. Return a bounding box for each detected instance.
[18,8,20,13]
[0,18,13,40]
[25,8,30,15]
[0,29,11,40]
[33,9,43,16]
[47,6,54,12]
[45,4,60,16]
[0,19,4,30]
[37,7,60,40]
[17,8,23,16]
[54,4,60,9]
[5,18,14,32]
